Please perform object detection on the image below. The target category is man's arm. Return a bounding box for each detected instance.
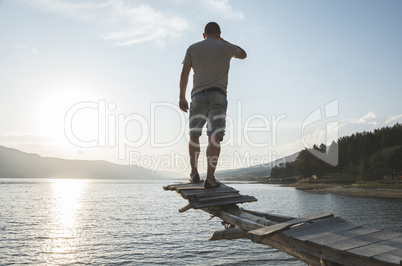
[179,63,192,112]
[236,45,247,59]
[219,37,247,59]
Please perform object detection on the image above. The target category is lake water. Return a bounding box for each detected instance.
[0,179,401,265]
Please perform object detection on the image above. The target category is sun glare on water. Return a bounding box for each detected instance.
[42,179,88,264]
[52,179,87,227]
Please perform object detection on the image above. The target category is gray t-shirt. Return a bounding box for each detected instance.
[182,38,242,97]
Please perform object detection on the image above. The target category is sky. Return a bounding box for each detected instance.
[1,0,401,174]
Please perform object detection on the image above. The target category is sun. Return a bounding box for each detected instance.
[35,84,99,147]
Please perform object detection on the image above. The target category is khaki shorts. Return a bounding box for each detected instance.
[189,90,228,140]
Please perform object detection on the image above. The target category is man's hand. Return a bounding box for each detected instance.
[218,36,247,59]
[179,98,189,113]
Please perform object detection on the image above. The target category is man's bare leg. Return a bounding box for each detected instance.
[189,136,200,175]
[206,134,221,181]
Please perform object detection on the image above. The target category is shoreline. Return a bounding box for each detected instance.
[281,183,402,199]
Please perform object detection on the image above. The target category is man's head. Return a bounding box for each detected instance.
[203,22,221,38]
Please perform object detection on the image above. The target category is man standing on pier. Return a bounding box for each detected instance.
[179,22,247,189]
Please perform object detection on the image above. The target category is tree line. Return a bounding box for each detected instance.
[271,123,402,181]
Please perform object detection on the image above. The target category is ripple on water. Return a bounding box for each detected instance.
[0,180,400,265]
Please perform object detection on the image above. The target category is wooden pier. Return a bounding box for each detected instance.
[163,181,402,266]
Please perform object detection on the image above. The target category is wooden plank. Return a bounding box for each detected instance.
[180,186,239,199]
[189,195,257,209]
[241,208,296,223]
[304,227,380,246]
[196,191,239,198]
[297,221,362,241]
[372,248,402,265]
[180,190,239,199]
[178,203,192,213]
[259,233,331,266]
[174,182,205,191]
[172,182,236,192]
[328,230,400,251]
[218,210,265,231]
[348,236,402,262]
[163,183,186,191]
[281,234,388,266]
[163,180,204,191]
[209,228,248,241]
[237,212,275,227]
[283,216,345,238]
[213,206,274,227]
[347,240,398,259]
[196,193,243,203]
[247,213,334,243]
[248,218,309,243]
[384,237,402,248]
[164,182,201,190]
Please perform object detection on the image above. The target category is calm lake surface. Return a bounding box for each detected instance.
[0,179,401,265]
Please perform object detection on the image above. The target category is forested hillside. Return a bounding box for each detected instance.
[271,123,402,182]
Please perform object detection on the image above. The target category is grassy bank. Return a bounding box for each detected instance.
[281,179,402,198]
[350,181,402,189]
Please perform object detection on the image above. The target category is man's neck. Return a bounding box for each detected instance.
[204,33,220,40]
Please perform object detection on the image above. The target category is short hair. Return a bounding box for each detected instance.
[204,22,221,36]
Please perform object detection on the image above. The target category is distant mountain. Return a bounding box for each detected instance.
[0,145,299,181]
[215,152,299,181]
[0,145,167,180]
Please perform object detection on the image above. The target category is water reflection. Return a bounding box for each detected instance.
[42,179,87,264]
[52,179,86,227]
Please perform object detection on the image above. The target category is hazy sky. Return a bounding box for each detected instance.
[1,0,401,173]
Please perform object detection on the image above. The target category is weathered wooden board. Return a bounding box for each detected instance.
[196,191,237,198]
[168,182,235,192]
[180,189,240,199]
[165,182,205,191]
[347,240,399,259]
[189,195,257,209]
[372,248,402,265]
[385,237,402,248]
[327,230,401,251]
[347,236,402,260]
[303,227,380,246]
[209,228,248,241]
[283,216,345,238]
[297,221,362,241]
[196,193,243,203]
[282,233,401,266]
[178,203,192,213]
[177,183,235,192]
[237,211,274,227]
[218,210,266,231]
[165,182,239,199]
[248,213,334,243]
[241,208,296,223]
